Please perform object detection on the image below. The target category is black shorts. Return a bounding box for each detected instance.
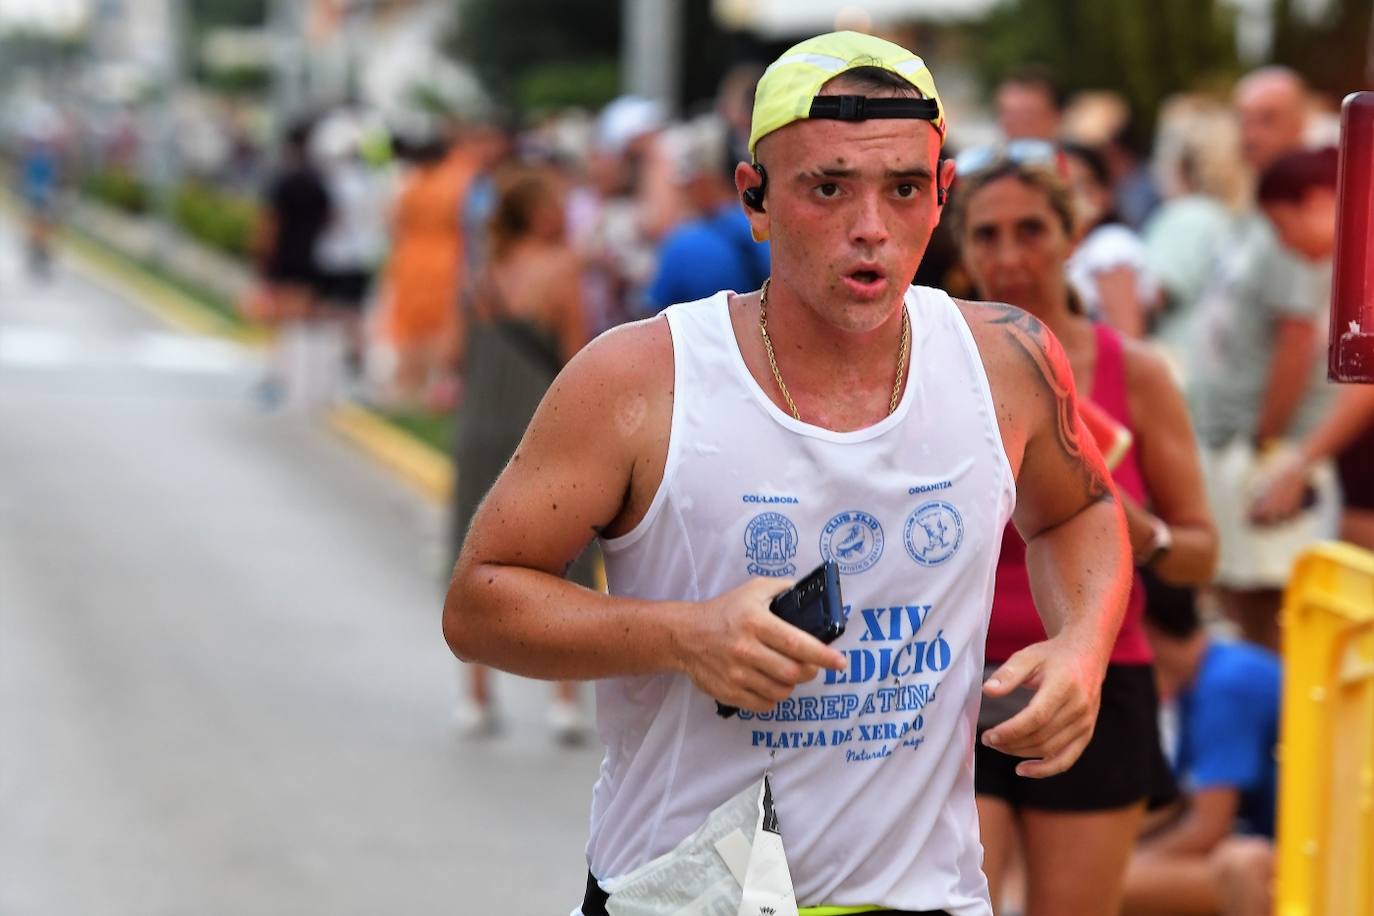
[975,663,1177,812]
[317,269,372,308]
[264,255,320,289]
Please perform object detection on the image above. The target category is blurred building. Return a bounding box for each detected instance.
[85,0,181,104]
[712,0,1004,35]
[273,0,485,133]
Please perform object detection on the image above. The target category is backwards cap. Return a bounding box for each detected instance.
[749,31,946,159]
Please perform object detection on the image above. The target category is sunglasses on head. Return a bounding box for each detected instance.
[953,139,1062,179]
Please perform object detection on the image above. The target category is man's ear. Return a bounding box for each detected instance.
[735,161,770,242]
[937,157,957,209]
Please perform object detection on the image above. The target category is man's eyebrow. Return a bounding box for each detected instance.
[794,165,935,181]
[796,166,858,180]
[885,166,934,180]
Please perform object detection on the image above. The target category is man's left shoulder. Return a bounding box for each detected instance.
[951,298,1060,381]
[948,300,1066,471]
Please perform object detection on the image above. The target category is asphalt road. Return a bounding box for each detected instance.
[0,222,602,915]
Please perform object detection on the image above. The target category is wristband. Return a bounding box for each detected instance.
[1141,515,1172,567]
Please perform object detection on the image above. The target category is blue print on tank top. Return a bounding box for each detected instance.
[904,500,964,566]
[819,510,885,574]
[745,511,799,577]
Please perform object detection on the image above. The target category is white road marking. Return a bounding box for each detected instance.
[0,326,260,375]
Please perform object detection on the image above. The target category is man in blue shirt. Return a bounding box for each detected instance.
[645,118,769,311]
[1120,585,1281,915]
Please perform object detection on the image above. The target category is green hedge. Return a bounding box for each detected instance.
[80,172,258,261]
[171,182,259,259]
[378,408,455,455]
[81,169,150,214]
[516,58,620,113]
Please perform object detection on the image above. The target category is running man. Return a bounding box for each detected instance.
[444,32,1131,915]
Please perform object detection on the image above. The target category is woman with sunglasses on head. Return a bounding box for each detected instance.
[952,152,1218,916]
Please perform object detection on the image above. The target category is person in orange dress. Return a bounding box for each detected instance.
[377,137,479,404]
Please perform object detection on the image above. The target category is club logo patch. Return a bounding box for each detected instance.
[904,501,963,566]
[819,510,885,574]
[745,512,798,577]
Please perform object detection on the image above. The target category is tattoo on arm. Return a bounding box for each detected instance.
[985,304,1114,504]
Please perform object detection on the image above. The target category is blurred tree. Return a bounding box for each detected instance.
[0,29,83,82]
[187,0,269,94]
[678,2,783,116]
[449,0,620,110]
[1271,0,1373,100]
[201,64,273,96]
[964,0,1240,143]
[188,0,269,29]
[515,60,621,112]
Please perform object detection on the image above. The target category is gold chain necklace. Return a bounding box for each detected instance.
[757,277,910,421]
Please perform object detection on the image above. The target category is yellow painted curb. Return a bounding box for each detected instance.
[0,189,263,346]
[326,402,454,504]
[60,230,271,346]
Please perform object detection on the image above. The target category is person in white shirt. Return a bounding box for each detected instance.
[443,31,1132,916]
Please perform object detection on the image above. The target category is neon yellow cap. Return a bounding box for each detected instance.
[748,31,946,159]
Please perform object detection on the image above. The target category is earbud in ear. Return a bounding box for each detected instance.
[742,163,769,213]
[937,182,948,206]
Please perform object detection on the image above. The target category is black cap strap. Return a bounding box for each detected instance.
[808,95,939,123]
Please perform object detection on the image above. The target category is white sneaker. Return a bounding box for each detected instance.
[454,699,498,738]
[548,699,589,746]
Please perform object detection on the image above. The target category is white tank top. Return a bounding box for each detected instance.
[591,286,1014,915]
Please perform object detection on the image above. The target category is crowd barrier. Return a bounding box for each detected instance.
[1276,541,1374,915]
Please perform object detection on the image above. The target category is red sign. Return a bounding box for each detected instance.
[1330,91,1374,382]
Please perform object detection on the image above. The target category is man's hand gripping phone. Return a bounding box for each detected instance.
[674,561,848,719]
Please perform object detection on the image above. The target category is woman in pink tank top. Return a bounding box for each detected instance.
[951,152,1218,916]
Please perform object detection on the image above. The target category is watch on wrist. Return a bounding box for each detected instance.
[1141,515,1172,567]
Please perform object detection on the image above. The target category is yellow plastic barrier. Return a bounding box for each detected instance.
[1276,541,1374,916]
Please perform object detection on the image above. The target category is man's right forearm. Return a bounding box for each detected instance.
[1023,497,1132,666]
[443,562,690,681]
[1254,318,1317,442]
[1295,385,1374,466]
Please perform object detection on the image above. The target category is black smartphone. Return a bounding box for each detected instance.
[769,559,846,644]
[716,561,845,719]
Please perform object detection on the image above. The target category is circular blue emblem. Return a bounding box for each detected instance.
[819,510,885,574]
[904,501,964,566]
[745,512,798,577]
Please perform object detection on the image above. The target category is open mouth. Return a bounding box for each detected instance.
[844,267,888,295]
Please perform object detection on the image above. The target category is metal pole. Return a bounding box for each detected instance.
[149,0,186,267]
[271,0,304,136]
[622,0,682,108]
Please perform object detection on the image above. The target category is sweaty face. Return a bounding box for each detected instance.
[960,175,1074,314]
[749,116,947,333]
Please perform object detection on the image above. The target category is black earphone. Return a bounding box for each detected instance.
[741,163,769,213]
[744,161,948,208]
